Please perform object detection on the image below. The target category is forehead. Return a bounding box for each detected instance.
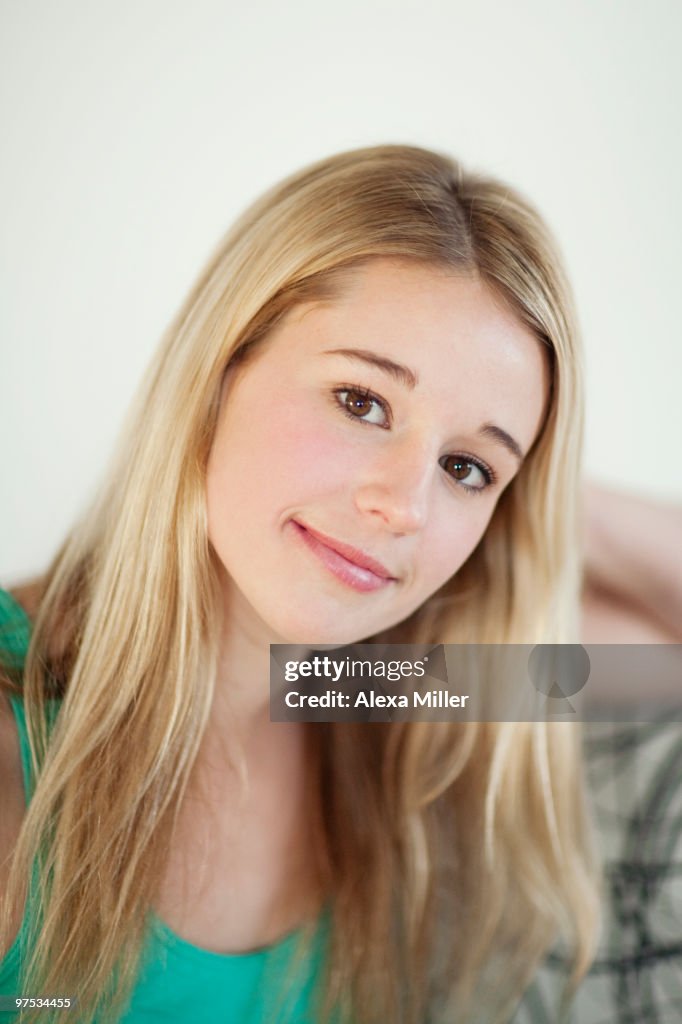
[282,259,542,365]
[260,260,551,439]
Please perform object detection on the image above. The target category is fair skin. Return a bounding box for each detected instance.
[0,257,581,957]
[580,481,682,643]
[153,259,549,952]
[204,259,549,728]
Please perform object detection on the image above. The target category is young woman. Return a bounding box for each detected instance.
[1,144,606,1023]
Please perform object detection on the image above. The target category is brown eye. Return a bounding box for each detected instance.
[439,455,491,492]
[334,388,389,427]
[444,458,469,480]
[345,392,374,416]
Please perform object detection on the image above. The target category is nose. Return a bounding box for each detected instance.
[353,439,433,535]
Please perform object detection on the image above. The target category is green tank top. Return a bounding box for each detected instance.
[0,589,329,1022]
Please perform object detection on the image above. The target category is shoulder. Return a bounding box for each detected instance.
[0,587,33,954]
[0,691,24,820]
[0,585,32,814]
[5,581,42,621]
[0,691,27,954]
[0,584,35,673]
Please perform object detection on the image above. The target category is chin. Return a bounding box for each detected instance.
[266,599,415,649]
[270,615,373,649]
[259,597,375,647]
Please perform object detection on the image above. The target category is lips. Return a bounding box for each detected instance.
[290,520,397,593]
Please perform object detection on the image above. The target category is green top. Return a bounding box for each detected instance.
[0,589,328,1022]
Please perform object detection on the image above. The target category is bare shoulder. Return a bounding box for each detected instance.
[0,690,25,854]
[0,581,34,851]
[0,581,46,955]
[0,690,26,953]
[7,579,44,621]
[1,578,43,854]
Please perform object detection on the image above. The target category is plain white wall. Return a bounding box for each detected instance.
[2,0,681,581]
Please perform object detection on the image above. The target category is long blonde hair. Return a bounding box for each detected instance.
[2,145,599,1023]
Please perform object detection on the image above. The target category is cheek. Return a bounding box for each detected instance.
[271,406,360,498]
[420,500,496,590]
[206,394,358,528]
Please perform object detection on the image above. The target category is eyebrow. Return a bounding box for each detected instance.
[478,424,524,463]
[323,346,525,463]
[323,347,418,389]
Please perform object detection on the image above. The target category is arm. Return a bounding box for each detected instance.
[581,481,682,643]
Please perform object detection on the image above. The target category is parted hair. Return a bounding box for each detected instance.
[1,144,599,1023]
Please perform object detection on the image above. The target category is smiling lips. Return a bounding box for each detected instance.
[290,520,397,593]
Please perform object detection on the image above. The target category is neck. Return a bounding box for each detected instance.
[196,578,310,781]
[181,577,329,918]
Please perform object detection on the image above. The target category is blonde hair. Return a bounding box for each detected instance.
[2,145,599,1023]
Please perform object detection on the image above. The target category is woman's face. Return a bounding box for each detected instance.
[207,259,550,646]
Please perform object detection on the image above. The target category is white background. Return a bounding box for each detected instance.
[2,0,681,582]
